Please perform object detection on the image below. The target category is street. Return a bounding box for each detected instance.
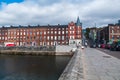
[96,48,120,59]
[83,47,120,80]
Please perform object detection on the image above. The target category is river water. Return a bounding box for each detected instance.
[0,55,71,80]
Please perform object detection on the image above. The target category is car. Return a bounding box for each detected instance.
[100,44,106,48]
[110,42,120,51]
[90,43,96,48]
[105,43,112,49]
[116,43,120,51]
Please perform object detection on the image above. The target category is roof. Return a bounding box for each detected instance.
[0,24,68,29]
[76,17,82,27]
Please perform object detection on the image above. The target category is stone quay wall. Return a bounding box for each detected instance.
[0,46,73,56]
[58,49,85,80]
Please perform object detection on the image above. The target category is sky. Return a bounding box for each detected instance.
[0,0,120,28]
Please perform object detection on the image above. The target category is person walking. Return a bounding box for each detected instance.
[85,42,87,48]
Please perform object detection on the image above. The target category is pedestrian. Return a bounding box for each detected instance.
[85,42,87,48]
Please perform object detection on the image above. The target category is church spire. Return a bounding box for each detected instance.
[76,16,82,26]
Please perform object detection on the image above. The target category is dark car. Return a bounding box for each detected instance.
[116,43,120,51]
[110,42,120,51]
[105,43,112,49]
[90,43,96,48]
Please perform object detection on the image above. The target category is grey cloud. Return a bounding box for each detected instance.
[0,0,120,28]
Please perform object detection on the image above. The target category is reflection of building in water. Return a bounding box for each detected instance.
[0,17,82,46]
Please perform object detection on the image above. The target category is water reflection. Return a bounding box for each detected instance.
[0,55,71,80]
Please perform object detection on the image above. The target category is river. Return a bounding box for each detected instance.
[0,55,71,80]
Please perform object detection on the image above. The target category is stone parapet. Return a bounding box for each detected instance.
[58,49,85,80]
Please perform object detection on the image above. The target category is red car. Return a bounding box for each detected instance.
[101,44,106,48]
[6,44,16,47]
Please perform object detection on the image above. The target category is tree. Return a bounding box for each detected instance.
[85,28,90,39]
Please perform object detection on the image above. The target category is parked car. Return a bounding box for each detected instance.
[116,43,120,51]
[105,43,112,49]
[110,42,120,51]
[100,44,106,48]
[90,43,96,48]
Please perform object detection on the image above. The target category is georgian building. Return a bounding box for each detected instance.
[0,17,82,46]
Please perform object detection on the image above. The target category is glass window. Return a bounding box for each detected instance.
[55,31,57,34]
[51,36,53,40]
[58,31,61,34]
[51,31,53,34]
[62,31,64,34]
[40,31,42,35]
[112,30,114,33]
[47,31,50,34]
[47,36,50,40]
[62,36,64,40]
[58,36,61,40]
[54,36,57,40]
[44,31,46,35]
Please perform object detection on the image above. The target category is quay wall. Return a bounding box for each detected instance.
[0,46,73,56]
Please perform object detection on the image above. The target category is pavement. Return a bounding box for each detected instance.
[82,47,120,80]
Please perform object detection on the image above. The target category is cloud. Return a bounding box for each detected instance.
[0,0,120,28]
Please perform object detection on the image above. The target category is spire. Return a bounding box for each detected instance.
[76,16,82,26]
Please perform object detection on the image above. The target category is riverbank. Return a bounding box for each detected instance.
[0,50,73,56]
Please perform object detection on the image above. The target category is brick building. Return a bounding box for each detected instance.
[0,17,82,46]
[99,20,120,44]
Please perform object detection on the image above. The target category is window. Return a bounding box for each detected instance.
[44,31,46,35]
[55,31,57,34]
[24,32,26,35]
[117,36,119,39]
[112,30,114,33]
[51,36,53,40]
[54,36,57,40]
[5,37,7,40]
[17,32,19,35]
[47,31,50,34]
[30,31,32,35]
[62,31,64,34]
[40,31,42,35]
[37,32,39,35]
[58,36,61,40]
[73,31,74,34]
[58,31,61,34]
[66,31,68,34]
[47,36,50,40]
[20,32,22,35]
[51,31,53,34]
[62,36,64,40]
[66,28,68,30]
[40,36,42,40]
[51,28,53,30]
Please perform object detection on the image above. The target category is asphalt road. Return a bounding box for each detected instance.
[96,48,120,59]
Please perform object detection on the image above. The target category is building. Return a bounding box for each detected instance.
[99,20,120,44]
[89,27,97,43]
[0,17,82,46]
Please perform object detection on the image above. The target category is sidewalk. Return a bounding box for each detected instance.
[82,47,120,80]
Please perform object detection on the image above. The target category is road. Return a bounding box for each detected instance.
[96,48,120,59]
[83,47,120,80]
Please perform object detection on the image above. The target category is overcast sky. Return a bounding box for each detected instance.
[0,0,120,28]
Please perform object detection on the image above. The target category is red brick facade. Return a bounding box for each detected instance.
[0,21,82,46]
